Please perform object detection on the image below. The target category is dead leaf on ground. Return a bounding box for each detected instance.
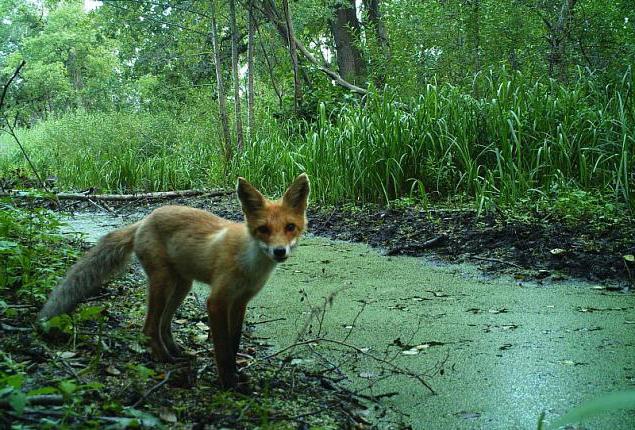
[455,411,481,420]
[195,322,209,331]
[159,408,177,423]
[105,365,121,376]
[57,351,77,359]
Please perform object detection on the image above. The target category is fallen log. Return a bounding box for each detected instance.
[0,189,234,201]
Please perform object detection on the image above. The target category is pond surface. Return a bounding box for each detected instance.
[62,211,635,429]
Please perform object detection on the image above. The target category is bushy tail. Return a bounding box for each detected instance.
[38,222,141,320]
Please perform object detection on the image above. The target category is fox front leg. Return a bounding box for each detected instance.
[207,295,238,389]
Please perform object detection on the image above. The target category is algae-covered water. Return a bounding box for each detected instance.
[63,213,635,429]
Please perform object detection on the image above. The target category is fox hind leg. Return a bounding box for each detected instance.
[140,265,179,362]
[160,277,192,357]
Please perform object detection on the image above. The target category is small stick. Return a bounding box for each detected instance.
[131,370,172,408]
[0,394,64,409]
[468,255,523,269]
[250,317,286,325]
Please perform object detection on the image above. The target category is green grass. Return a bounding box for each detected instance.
[0,110,226,192]
[242,69,634,212]
[1,69,633,213]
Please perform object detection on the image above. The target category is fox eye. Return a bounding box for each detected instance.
[256,225,270,235]
[285,223,296,232]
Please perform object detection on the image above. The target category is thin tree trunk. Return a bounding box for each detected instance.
[282,0,302,114]
[256,21,284,108]
[470,0,481,71]
[210,0,232,163]
[364,0,390,86]
[331,0,365,84]
[365,0,390,58]
[247,0,255,140]
[544,0,577,80]
[229,0,244,152]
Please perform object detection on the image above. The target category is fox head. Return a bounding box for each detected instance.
[237,174,310,262]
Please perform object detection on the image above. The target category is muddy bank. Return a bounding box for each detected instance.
[52,192,635,286]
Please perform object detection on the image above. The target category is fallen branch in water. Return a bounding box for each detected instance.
[0,189,234,201]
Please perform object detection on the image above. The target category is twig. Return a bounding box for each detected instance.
[131,370,172,408]
[86,197,116,214]
[5,304,37,309]
[2,119,49,192]
[263,337,435,394]
[44,347,88,384]
[0,323,32,332]
[468,255,523,269]
[386,234,447,256]
[0,60,25,110]
[343,300,368,342]
[250,317,286,325]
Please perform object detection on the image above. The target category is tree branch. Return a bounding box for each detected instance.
[0,60,26,112]
[257,0,367,95]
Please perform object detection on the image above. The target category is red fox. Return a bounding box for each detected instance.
[38,174,310,389]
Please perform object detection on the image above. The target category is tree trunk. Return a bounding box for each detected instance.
[256,20,284,108]
[365,0,390,58]
[247,0,255,140]
[331,0,365,84]
[467,0,481,71]
[282,0,302,114]
[363,0,390,87]
[210,0,233,163]
[229,0,244,152]
[545,0,577,80]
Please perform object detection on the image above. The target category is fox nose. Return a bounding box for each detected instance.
[273,247,287,259]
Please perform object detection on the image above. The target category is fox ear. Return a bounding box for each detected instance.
[283,173,310,212]
[237,177,265,214]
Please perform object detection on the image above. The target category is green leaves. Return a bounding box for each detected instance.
[0,372,26,415]
[0,201,79,304]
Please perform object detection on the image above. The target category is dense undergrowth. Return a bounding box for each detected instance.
[0,201,79,304]
[1,69,633,214]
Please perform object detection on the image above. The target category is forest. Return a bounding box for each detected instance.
[1,0,634,428]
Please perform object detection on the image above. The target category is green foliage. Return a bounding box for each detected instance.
[2,0,121,121]
[3,68,633,217]
[0,200,79,303]
[0,109,226,192]
[0,353,28,415]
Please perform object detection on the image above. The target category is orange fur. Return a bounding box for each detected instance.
[39,174,310,390]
